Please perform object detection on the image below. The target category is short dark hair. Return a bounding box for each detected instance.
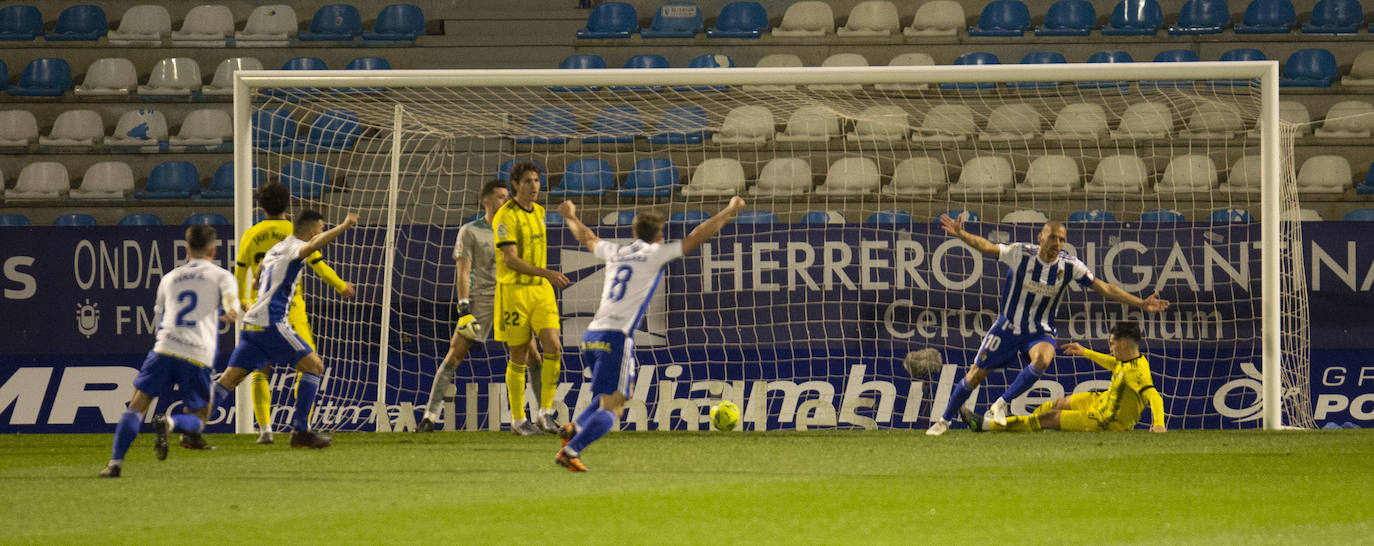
[185,225,217,253]
[255,181,291,216]
[634,210,666,243]
[295,209,325,235]
[508,162,541,186]
[480,179,507,199]
[1111,321,1142,344]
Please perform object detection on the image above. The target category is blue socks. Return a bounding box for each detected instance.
[1000,366,1046,404]
[941,379,975,422]
[566,408,614,454]
[110,409,142,463]
[574,398,602,429]
[169,413,204,434]
[293,372,322,432]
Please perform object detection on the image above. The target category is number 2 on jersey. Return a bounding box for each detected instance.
[607,266,633,302]
[175,290,199,327]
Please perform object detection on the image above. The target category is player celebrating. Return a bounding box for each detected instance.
[926,215,1170,436]
[554,197,746,472]
[962,321,1167,433]
[234,181,355,445]
[211,210,358,449]
[101,226,241,478]
[493,162,569,435]
[417,180,540,432]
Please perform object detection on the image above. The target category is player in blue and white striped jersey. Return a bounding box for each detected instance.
[552,196,745,472]
[101,225,241,478]
[927,214,1171,436]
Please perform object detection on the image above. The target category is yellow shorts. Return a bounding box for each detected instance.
[493,282,559,346]
[289,303,316,352]
[1059,392,1134,431]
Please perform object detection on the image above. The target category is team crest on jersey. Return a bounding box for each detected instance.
[497,223,508,238]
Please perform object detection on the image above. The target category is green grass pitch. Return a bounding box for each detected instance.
[2,430,1370,543]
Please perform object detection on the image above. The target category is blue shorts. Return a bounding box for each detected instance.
[132,351,213,411]
[581,330,635,398]
[973,319,1057,371]
[226,323,314,373]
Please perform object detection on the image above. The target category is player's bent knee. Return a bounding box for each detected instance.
[296,354,325,375]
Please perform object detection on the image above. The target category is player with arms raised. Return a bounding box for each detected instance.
[554,197,746,472]
[927,215,1170,436]
[101,225,241,478]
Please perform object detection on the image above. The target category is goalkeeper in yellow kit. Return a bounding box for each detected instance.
[234,181,354,444]
[963,321,1167,433]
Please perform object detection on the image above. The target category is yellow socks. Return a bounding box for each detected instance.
[1000,414,1043,432]
[506,362,527,421]
[539,353,560,410]
[1031,400,1055,415]
[250,371,272,432]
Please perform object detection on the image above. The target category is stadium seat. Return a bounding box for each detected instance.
[53,214,98,226]
[642,2,703,38]
[138,58,202,96]
[1140,209,1185,222]
[1303,0,1363,32]
[776,105,840,142]
[968,0,1030,36]
[810,54,869,91]
[838,1,901,36]
[47,5,107,41]
[1281,49,1338,87]
[1157,154,1219,193]
[550,159,616,196]
[1008,52,1067,89]
[1210,208,1253,222]
[707,2,769,38]
[1069,209,1117,222]
[1222,155,1262,193]
[171,109,233,149]
[1077,50,1134,89]
[1181,102,1245,139]
[1278,101,1313,135]
[118,214,162,226]
[1112,102,1174,140]
[497,159,546,183]
[1002,210,1049,223]
[669,211,710,225]
[6,162,70,199]
[714,105,774,145]
[618,158,679,197]
[283,57,327,71]
[202,161,256,200]
[1315,101,1374,138]
[584,106,642,143]
[1284,208,1324,221]
[75,58,137,96]
[0,214,30,226]
[304,110,361,151]
[815,157,881,196]
[949,156,1014,197]
[1087,154,1149,193]
[105,109,168,148]
[1045,103,1109,141]
[752,158,812,196]
[1171,0,1230,34]
[301,4,362,41]
[753,53,803,68]
[550,54,606,92]
[1343,50,1374,86]
[282,160,331,198]
[252,108,300,152]
[940,210,982,223]
[681,158,746,196]
[0,5,42,40]
[0,110,38,147]
[1297,155,1352,193]
[801,211,846,224]
[648,106,709,144]
[204,58,264,96]
[611,55,670,92]
[866,210,914,224]
[1344,209,1374,221]
[1235,0,1296,33]
[184,213,229,225]
[678,54,734,92]
[980,103,1043,141]
[171,4,233,46]
[913,104,977,143]
[108,5,171,45]
[601,211,636,225]
[70,161,135,199]
[1019,155,1081,194]
[1360,163,1374,194]
[874,53,936,91]
[1102,0,1163,35]
[137,161,200,199]
[847,105,910,142]
[1037,0,1096,35]
[236,5,297,45]
[774,1,833,36]
[346,57,390,71]
[905,0,965,36]
[890,157,947,196]
[10,58,72,96]
[40,109,103,148]
[364,4,425,41]
[736,211,780,224]
[940,53,999,90]
[515,107,575,144]
[1146,49,1201,89]
[577,2,638,38]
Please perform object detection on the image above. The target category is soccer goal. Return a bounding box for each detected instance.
[231,61,1312,433]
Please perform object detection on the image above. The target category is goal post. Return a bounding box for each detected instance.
[232,61,1308,433]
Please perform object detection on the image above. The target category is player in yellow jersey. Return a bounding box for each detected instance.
[233,181,354,444]
[493,162,569,436]
[962,321,1167,433]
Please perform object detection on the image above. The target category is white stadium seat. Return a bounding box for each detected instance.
[75,58,138,96]
[815,157,881,195]
[713,105,775,145]
[6,162,70,199]
[889,157,947,196]
[40,109,104,148]
[752,158,813,196]
[681,158,746,196]
[69,161,135,199]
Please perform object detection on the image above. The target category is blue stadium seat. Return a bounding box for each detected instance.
[642,2,703,38]
[602,210,637,225]
[735,211,780,224]
[1281,49,1338,87]
[1010,52,1067,88]
[1077,50,1134,90]
[1140,209,1185,222]
[576,2,638,38]
[545,211,566,226]
[0,214,31,226]
[300,4,362,41]
[363,4,424,41]
[549,159,615,196]
[283,57,328,71]
[677,54,735,91]
[202,161,265,200]
[53,213,98,226]
[497,158,546,183]
[9,58,72,96]
[1235,0,1296,33]
[800,211,846,224]
[346,57,391,70]
[1103,0,1163,35]
[1142,50,1201,89]
[551,55,606,92]
[618,158,678,197]
[1220,48,1267,62]
[706,2,769,38]
[669,211,710,225]
[1170,0,1231,34]
[969,0,1031,36]
[1068,209,1117,222]
[612,55,671,92]
[648,106,710,144]
[1357,163,1374,194]
[118,214,163,226]
[937,210,982,222]
[137,161,200,199]
[1210,208,1253,222]
[1036,0,1096,35]
[184,213,229,225]
[867,210,915,224]
[1303,0,1362,33]
[584,106,642,143]
[304,109,362,150]
[0,5,43,41]
[940,53,999,90]
[515,107,576,144]
[252,109,299,151]
[282,161,331,199]
[47,5,107,41]
[1344,209,1374,221]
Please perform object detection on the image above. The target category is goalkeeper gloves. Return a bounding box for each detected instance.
[458,298,471,317]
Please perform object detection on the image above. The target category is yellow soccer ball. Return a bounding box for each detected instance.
[710,401,740,431]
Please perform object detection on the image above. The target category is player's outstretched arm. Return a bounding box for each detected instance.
[1064,342,1117,371]
[1090,280,1171,312]
[683,197,746,254]
[1144,387,1167,433]
[299,212,359,258]
[307,253,354,298]
[557,200,599,252]
[938,214,1000,257]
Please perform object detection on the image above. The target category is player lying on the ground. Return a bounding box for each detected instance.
[961,321,1167,433]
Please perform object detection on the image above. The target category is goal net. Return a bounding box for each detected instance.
[232,62,1313,433]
